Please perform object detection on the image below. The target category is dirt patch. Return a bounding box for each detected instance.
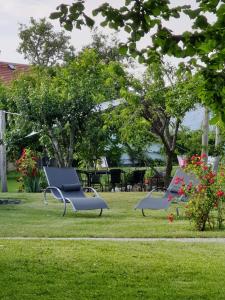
[0,199,21,205]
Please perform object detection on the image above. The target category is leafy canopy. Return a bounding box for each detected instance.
[50,1,225,121]
[9,49,127,167]
[18,17,75,66]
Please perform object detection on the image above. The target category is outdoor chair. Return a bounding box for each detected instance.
[90,172,104,192]
[135,168,198,216]
[109,169,126,191]
[43,167,109,216]
[126,170,146,191]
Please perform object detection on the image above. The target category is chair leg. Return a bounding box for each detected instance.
[99,208,103,217]
[142,209,146,217]
[62,201,67,216]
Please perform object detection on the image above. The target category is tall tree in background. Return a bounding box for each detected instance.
[9,49,127,167]
[18,17,75,66]
[51,1,225,123]
[106,62,199,184]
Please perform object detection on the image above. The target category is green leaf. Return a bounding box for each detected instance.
[84,14,95,28]
[193,15,209,29]
[209,115,220,125]
[125,0,132,5]
[183,8,201,19]
[100,20,108,27]
[64,21,73,31]
[50,12,63,20]
[138,55,145,64]
[125,25,131,33]
[119,45,128,55]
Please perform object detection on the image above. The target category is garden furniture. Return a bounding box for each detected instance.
[135,168,198,216]
[43,167,109,216]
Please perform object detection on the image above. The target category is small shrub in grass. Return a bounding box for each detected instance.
[16,148,40,192]
[175,154,225,231]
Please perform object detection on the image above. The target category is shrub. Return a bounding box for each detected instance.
[175,154,225,231]
[16,148,40,192]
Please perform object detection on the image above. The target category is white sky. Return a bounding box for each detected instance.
[0,0,198,64]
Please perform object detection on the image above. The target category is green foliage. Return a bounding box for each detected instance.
[108,61,198,179]
[176,128,219,157]
[182,154,225,231]
[84,29,128,64]
[51,1,225,122]
[0,82,8,109]
[9,49,126,167]
[16,148,40,192]
[17,17,75,66]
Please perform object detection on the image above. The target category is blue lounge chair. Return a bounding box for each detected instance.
[43,167,109,216]
[135,168,198,216]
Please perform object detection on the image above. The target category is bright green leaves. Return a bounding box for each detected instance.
[10,49,127,167]
[119,44,128,55]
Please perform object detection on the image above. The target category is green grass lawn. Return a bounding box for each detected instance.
[1,191,225,299]
[0,191,225,238]
[0,240,225,300]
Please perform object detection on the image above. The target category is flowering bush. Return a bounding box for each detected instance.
[16,148,40,192]
[174,154,225,231]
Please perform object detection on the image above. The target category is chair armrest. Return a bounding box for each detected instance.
[146,187,167,197]
[43,186,67,216]
[83,186,100,197]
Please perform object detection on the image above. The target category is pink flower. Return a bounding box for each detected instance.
[173,176,184,185]
[168,194,173,202]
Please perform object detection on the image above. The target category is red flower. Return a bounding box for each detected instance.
[201,153,207,159]
[216,190,224,197]
[167,213,174,223]
[187,182,193,191]
[178,187,185,196]
[168,194,173,202]
[202,165,208,171]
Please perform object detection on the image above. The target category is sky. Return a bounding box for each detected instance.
[0,0,204,129]
[0,0,197,64]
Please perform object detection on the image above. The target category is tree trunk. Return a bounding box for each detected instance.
[48,129,65,167]
[213,126,220,173]
[164,151,173,187]
[201,107,209,162]
[67,127,75,167]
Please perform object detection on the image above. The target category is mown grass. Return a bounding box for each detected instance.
[7,170,20,192]
[0,191,225,238]
[0,240,225,300]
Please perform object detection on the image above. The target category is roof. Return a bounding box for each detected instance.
[0,61,30,85]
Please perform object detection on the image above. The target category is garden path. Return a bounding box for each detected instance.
[1,237,225,243]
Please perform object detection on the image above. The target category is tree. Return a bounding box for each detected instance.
[106,62,198,183]
[9,49,127,167]
[84,29,124,63]
[18,17,75,66]
[51,1,225,121]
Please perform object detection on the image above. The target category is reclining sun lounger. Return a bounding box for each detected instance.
[135,168,198,216]
[43,167,109,216]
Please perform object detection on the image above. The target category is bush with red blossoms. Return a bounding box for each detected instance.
[16,148,40,192]
[174,154,225,231]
